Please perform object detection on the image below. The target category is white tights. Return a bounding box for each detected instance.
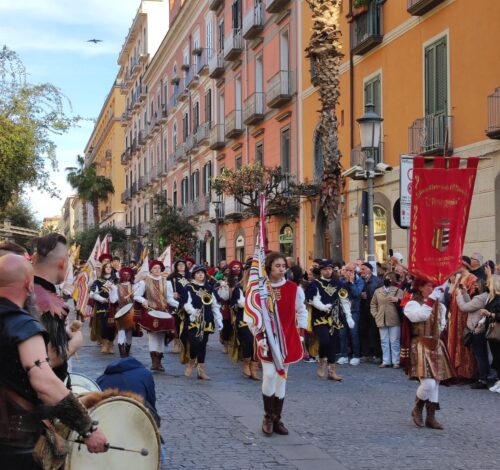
[117,329,133,345]
[261,362,289,399]
[148,331,166,353]
[417,378,439,403]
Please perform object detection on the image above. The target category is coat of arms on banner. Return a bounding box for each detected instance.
[431,219,451,253]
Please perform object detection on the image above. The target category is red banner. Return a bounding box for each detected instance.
[409,156,479,284]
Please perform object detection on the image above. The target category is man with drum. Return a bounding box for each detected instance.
[114,267,137,358]
[179,265,223,380]
[166,259,190,354]
[0,254,108,468]
[134,260,176,372]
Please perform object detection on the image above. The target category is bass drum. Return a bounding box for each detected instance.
[68,373,101,395]
[66,396,161,470]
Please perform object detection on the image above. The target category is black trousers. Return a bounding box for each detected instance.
[315,325,340,364]
[488,337,500,377]
[221,318,232,342]
[99,312,116,341]
[359,309,381,358]
[0,447,40,469]
[471,332,490,381]
[188,329,210,363]
[237,325,254,359]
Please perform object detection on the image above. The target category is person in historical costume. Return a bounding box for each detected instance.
[32,234,83,386]
[166,259,190,354]
[245,252,308,436]
[134,260,175,372]
[115,267,140,358]
[179,265,223,380]
[89,261,118,354]
[305,259,354,381]
[404,278,455,430]
[447,256,478,380]
[229,261,260,379]
[0,254,108,468]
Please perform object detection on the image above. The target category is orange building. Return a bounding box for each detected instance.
[300,0,500,266]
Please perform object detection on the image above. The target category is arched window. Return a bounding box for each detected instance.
[313,131,324,183]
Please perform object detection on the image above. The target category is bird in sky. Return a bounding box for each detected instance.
[87,39,103,44]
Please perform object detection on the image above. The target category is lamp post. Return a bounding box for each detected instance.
[124,226,132,265]
[213,193,222,267]
[357,103,383,269]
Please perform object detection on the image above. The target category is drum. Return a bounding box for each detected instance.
[66,396,161,470]
[139,310,176,333]
[68,373,101,395]
[115,303,135,330]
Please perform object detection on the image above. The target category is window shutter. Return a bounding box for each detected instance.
[435,39,447,114]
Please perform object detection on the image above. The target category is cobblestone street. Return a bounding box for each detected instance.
[73,326,499,470]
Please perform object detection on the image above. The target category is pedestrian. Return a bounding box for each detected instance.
[404,278,454,430]
[469,252,486,281]
[115,267,137,357]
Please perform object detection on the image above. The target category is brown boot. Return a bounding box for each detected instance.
[157,353,165,372]
[242,358,251,378]
[411,397,426,427]
[261,394,274,436]
[171,338,181,354]
[250,361,261,381]
[273,397,289,435]
[425,402,444,430]
[197,363,210,380]
[150,352,160,371]
[184,359,196,377]
[317,358,328,378]
[118,343,127,358]
[327,363,343,381]
[106,341,114,354]
[101,339,108,353]
[222,342,229,354]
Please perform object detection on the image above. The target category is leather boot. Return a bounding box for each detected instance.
[222,342,229,354]
[261,394,274,436]
[171,338,181,354]
[125,344,131,357]
[184,359,196,377]
[106,341,114,354]
[327,363,343,381]
[242,358,251,378]
[197,363,210,380]
[118,343,127,358]
[250,361,261,381]
[157,353,165,372]
[101,339,108,353]
[425,402,444,430]
[411,396,426,427]
[273,397,289,435]
[150,352,160,371]
[317,358,328,378]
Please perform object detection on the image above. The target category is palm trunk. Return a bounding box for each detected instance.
[82,201,88,230]
[93,197,99,227]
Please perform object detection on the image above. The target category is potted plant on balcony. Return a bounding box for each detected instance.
[181,63,190,72]
[192,47,203,56]
[170,76,180,86]
[352,0,370,16]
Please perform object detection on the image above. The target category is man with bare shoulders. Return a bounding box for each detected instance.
[0,254,108,468]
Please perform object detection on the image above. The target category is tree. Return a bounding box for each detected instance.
[0,196,40,247]
[66,155,115,228]
[71,226,127,261]
[0,46,79,210]
[150,195,198,259]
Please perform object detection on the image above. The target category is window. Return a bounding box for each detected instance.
[256,141,264,165]
[193,102,200,132]
[256,54,263,93]
[235,155,242,169]
[203,162,212,195]
[217,18,224,53]
[191,170,200,200]
[205,89,212,126]
[182,177,189,204]
[173,181,178,208]
[364,74,381,116]
[280,127,291,173]
[172,122,177,151]
[425,37,447,116]
[206,15,213,54]
[183,112,189,140]
[232,0,242,31]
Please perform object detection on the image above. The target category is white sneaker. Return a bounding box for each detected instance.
[489,380,500,392]
[336,356,349,365]
[350,357,360,366]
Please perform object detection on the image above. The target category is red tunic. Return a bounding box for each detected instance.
[259,280,303,365]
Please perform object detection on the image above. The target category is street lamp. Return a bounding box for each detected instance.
[357,103,383,269]
[124,226,132,265]
[212,193,222,267]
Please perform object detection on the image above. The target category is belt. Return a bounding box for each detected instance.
[0,415,42,444]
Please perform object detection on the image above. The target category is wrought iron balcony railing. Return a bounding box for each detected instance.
[225,109,243,138]
[244,92,265,125]
[267,70,293,108]
[209,124,226,150]
[208,51,225,79]
[243,4,264,40]
[408,114,453,155]
[486,87,500,139]
[224,29,243,61]
[407,0,446,16]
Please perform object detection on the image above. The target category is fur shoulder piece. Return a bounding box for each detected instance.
[78,388,145,409]
[34,284,68,318]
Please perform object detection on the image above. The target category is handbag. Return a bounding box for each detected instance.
[485,321,500,342]
[462,326,474,347]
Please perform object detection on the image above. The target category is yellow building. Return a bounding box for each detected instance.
[300,0,500,265]
[83,80,126,229]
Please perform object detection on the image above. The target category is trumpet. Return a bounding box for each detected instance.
[196,289,213,305]
[338,288,349,299]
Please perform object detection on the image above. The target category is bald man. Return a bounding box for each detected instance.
[0,254,108,468]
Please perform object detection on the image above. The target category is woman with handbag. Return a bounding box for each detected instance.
[480,274,500,393]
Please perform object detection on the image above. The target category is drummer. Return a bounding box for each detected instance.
[179,264,223,380]
[134,260,171,372]
[115,267,136,358]
[166,259,190,354]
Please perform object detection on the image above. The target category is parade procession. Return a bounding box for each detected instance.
[1,0,500,469]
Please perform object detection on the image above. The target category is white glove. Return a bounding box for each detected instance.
[429,286,445,302]
[189,310,200,323]
[323,303,333,313]
[346,314,355,329]
[257,338,268,356]
[93,294,108,303]
[217,319,223,331]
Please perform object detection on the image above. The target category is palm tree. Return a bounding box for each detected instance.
[66,155,115,228]
[305,0,345,258]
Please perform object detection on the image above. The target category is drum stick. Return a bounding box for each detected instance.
[69,439,149,456]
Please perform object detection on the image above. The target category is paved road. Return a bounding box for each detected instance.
[73,327,499,470]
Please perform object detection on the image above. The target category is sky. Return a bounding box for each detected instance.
[0,0,142,221]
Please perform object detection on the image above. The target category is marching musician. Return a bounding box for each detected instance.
[89,261,118,354]
[230,259,259,379]
[115,267,136,358]
[215,264,235,354]
[305,259,354,382]
[166,259,190,354]
[179,265,223,380]
[134,260,174,372]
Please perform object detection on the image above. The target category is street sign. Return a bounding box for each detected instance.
[399,155,414,228]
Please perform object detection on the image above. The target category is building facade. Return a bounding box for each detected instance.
[61,195,76,240]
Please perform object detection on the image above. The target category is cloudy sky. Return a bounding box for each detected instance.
[0,0,141,221]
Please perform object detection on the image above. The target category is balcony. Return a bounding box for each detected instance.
[208,52,225,78]
[138,52,149,64]
[351,2,383,56]
[407,0,446,16]
[131,138,138,155]
[182,202,195,218]
[267,70,293,108]
[224,30,243,61]
[120,148,131,165]
[408,114,453,156]
[486,87,500,139]
[209,124,226,149]
[185,67,199,89]
[178,80,189,102]
[170,90,179,110]
[223,197,243,221]
[138,174,149,191]
[244,92,265,125]
[168,152,177,171]
[225,110,243,139]
[120,111,131,126]
[209,0,224,11]
[196,49,210,76]
[150,165,158,182]
[265,0,289,14]
[131,182,138,196]
[198,195,211,214]
[138,130,145,148]
[131,60,141,77]
[243,4,264,39]
[195,122,210,146]
[175,143,187,162]
[160,104,168,123]
[121,188,131,203]
[185,134,197,154]
[139,85,147,102]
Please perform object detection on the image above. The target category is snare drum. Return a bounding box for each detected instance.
[68,373,101,395]
[139,310,176,333]
[115,303,135,330]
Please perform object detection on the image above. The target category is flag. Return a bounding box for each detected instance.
[61,244,78,296]
[87,236,101,271]
[244,194,287,377]
[158,245,172,272]
[100,233,111,256]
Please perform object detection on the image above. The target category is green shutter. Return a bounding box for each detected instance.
[425,37,447,115]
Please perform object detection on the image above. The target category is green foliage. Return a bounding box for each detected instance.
[71,226,127,261]
[150,194,197,259]
[0,196,40,247]
[0,46,79,210]
[353,0,371,8]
